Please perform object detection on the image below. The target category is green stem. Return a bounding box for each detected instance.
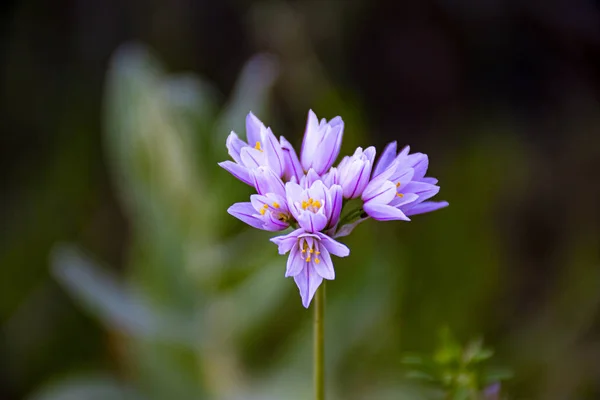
[314,282,325,400]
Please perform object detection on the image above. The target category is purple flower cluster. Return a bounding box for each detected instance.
[220,110,448,307]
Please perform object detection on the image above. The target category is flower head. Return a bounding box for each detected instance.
[271,229,349,307]
[300,110,344,175]
[220,111,448,308]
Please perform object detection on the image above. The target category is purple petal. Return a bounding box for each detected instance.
[315,233,350,257]
[294,264,323,308]
[312,123,343,175]
[420,177,438,185]
[226,131,247,164]
[240,146,264,169]
[286,244,305,277]
[304,169,321,188]
[246,112,263,146]
[313,247,335,279]
[227,202,266,230]
[363,179,397,204]
[363,146,377,164]
[297,211,328,233]
[322,167,339,187]
[404,200,449,216]
[392,192,419,208]
[373,141,397,177]
[326,184,343,229]
[218,161,253,186]
[263,127,284,177]
[363,202,410,221]
[280,136,303,181]
[301,110,320,170]
[252,166,285,196]
[270,228,303,254]
[285,181,304,218]
[411,154,429,181]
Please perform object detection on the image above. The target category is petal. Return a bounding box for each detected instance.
[315,233,350,257]
[363,179,397,204]
[363,146,377,164]
[420,177,438,184]
[326,184,343,229]
[404,200,449,216]
[313,247,335,280]
[246,112,264,146]
[270,228,303,254]
[322,167,339,187]
[227,202,267,230]
[252,166,286,196]
[373,141,397,177]
[411,154,429,181]
[297,211,328,233]
[240,146,265,169]
[312,122,343,175]
[294,263,323,308]
[307,179,328,203]
[363,202,410,221]
[285,181,305,218]
[263,127,285,177]
[286,244,305,277]
[391,192,419,208]
[218,161,253,186]
[226,131,247,164]
[280,136,303,181]
[304,169,321,188]
[301,109,320,170]
[401,181,440,202]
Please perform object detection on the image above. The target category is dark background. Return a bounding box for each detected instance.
[2,1,600,399]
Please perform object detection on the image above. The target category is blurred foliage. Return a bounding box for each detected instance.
[403,327,511,400]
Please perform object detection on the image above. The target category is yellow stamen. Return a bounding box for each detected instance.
[301,200,308,209]
[272,202,280,208]
[309,248,314,254]
[263,204,269,209]
[301,249,306,253]
[316,251,320,255]
[396,193,404,198]
[313,200,321,208]
[396,182,401,187]
[315,258,320,264]
[260,208,266,215]
[254,141,262,151]
[306,256,311,262]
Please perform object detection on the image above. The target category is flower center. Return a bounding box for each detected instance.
[396,182,404,198]
[301,197,322,212]
[300,239,321,264]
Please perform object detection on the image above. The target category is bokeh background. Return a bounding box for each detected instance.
[2,0,600,399]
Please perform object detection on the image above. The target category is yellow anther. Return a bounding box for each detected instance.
[313,200,321,208]
[301,200,308,209]
[254,141,263,151]
[396,193,404,198]
[306,256,311,262]
[315,258,320,264]
[259,208,266,215]
[308,198,314,204]
[309,248,314,254]
[396,182,401,187]
[272,202,280,208]
[301,248,306,253]
[316,251,320,255]
[263,204,269,209]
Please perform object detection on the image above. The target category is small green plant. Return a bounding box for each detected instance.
[403,327,512,400]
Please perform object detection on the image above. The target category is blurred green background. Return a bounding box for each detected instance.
[2,1,600,399]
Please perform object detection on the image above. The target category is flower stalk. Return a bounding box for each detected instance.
[314,282,325,400]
